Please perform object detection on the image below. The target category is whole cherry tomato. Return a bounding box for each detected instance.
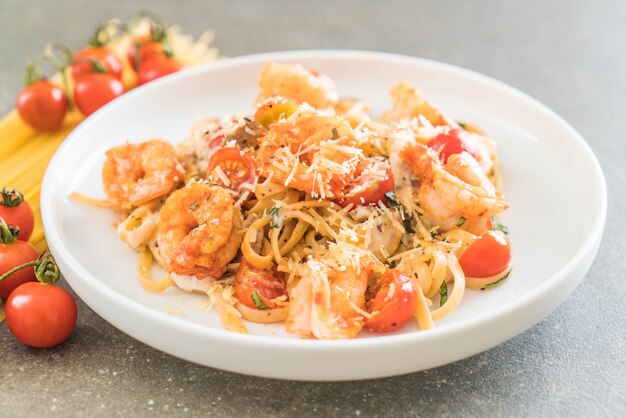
[459,230,512,277]
[5,282,77,348]
[127,35,172,70]
[71,47,122,80]
[0,218,38,298]
[136,56,183,86]
[74,73,124,116]
[366,269,417,333]
[16,79,67,131]
[235,259,287,310]
[0,188,34,241]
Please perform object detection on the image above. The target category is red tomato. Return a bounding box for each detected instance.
[235,259,287,310]
[0,240,38,298]
[136,56,183,86]
[427,129,477,163]
[74,74,124,116]
[0,189,34,241]
[366,269,417,332]
[207,148,258,194]
[338,161,394,207]
[459,231,512,277]
[71,47,122,80]
[5,282,77,348]
[127,36,170,70]
[16,80,67,131]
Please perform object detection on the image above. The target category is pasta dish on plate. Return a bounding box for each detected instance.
[74,62,512,339]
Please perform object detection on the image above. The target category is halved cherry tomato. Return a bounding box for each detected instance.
[207,148,257,193]
[5,282,77,348]
[74,73,124,116]
[366,269,417,332]
[0,221,38,298]
[459,230,511,277]
[235,259,287,310]
[16,80,67,131]
[427,129,477,163]
[0,188,34,241]
[136,56,182,86]
[337,161,394,208]
[71,47,122,80]
[127,35,170,70]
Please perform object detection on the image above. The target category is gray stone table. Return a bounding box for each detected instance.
[1,0,624,416]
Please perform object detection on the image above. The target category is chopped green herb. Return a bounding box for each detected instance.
[403,217,414,234]
[385,190,414,233]
[493,222,509,234]
[189,201,199,211]
[331,127,339,140]
[439,282,448,306]
[267,206,283,229]
[384,190,401,208]
[456,216,466,227]
[481,271,511,290]
[251,291,270,310]
[458,122,467,129]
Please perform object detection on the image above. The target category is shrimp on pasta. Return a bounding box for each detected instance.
[81,63,513,339]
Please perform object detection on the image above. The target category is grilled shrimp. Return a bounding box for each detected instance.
[103,139,185,211]
[156,180,242,279]
[258,108,362,198]
[257,62,339,109]
[401,143,507,231]
[286,259,369,339]
[380,81,455,126]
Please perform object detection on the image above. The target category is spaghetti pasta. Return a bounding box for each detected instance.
[76,62,512,339]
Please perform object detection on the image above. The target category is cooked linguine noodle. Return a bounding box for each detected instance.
[76,62,512,339]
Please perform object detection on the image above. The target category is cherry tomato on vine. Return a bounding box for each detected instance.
[366,269,417,333]
[136,55,183,86]
[16,80,67,131]
[5,282,77,348]
[427,129,477,163]
[0,219,38,298]
[337,161,394,208]
[0,188,34,241]
[459,230,512,278]
[235,259,287,310]
[207,148,258,195]
[71,47,122,80]
[74,73,124,116]
[127,35,171,70]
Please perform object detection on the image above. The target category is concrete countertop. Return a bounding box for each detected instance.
[1,0,624,416]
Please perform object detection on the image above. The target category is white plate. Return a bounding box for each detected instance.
[41,50,606,381]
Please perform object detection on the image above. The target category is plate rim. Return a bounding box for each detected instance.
[41,49,607,352]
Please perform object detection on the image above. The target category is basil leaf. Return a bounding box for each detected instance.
[493,222,509,234]
[384,190,401,208]
[267,206,283,228]
[481,271,511,290]
[456,216,466,227]
[403,216,414,234]
[251,291,270,310]
[439,282,448,306]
